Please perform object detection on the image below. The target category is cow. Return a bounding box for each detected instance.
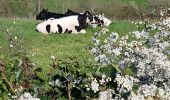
[36,9,68,20]
[36,11,93,34]
[64,9,112,27]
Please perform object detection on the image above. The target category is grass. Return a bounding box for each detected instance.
[119,0,148,7]
[0,18,137,70]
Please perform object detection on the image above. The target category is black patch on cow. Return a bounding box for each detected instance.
[46,24,51,33]
[93,16,104,26]
[36,8,68,20]
[57,24,63,33]
[101,20,104,25]
[75,26,81,32]
[86,12,94,22]
[76,12,89,31]
[68,30,72,33]
[64,29,68,33]
[65,9,81,16]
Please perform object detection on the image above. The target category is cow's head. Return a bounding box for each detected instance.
[89,14,111,27]
[82,11,94,24]
[36,9,49,20]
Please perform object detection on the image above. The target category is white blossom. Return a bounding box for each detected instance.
[91,78,99,93]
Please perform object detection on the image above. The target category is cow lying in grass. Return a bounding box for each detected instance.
[36,11,93,34]
[65,9,112,27]
[36,9,68,20]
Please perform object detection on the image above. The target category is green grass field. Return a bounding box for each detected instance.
[0,18,137,70]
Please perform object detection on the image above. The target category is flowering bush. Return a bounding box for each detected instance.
[89,8,170,100]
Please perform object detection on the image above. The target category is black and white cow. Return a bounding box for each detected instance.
[36,11,93,34]
[36,9,68,20]
[64,9,112,27]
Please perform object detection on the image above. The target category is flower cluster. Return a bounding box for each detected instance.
[90,8,170,100]
[18,92,40,100]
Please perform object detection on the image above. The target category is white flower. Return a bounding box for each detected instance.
[86,87,90,91]
[102,74,106,79]
[90,48,98,54]
[50,56,55,60]
[95,54,110,65]
[99,89,114,100]
[91,78,99,93]
[9,44,13,48]
[12,95,17,99]
[92,37,100,45]
[113,48,121,55]
[55,79,61,87]
[158,88,165,97]
[18,92,40,100]
[14,36,17,40]
[99,79,105,84]
[23,92,32,99]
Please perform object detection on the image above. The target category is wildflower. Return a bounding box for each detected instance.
[14,36,17,40]
[55,79,61,87]
[32,53,35,56]
[9,44,13,48]
[99,89,114,100]
[12,96,17,99]
[112,48,121,55]
[108,32,119,42]
[18,92,40,100]
[92,37,100,45]
[90,48,98,54]
[50,55,55,60]
[86,87,90,91]
[91,78,99,93]
[102,74,106,79]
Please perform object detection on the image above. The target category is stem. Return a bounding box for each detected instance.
[67,81,72,100]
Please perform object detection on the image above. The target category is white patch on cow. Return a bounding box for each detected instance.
[36,20,52,34]
[48,18,55,20]
[103,17,112,26]
[80,29,86,33]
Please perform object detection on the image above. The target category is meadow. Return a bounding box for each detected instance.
[0,18,137,70]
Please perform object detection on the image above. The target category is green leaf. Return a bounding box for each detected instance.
[36,72,48,82]
[40,95,51,100]
[15,69,22,83]
[1,83,7,91]
[98,65,117,77]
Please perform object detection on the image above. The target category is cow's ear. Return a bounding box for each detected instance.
[67,9,70,11]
